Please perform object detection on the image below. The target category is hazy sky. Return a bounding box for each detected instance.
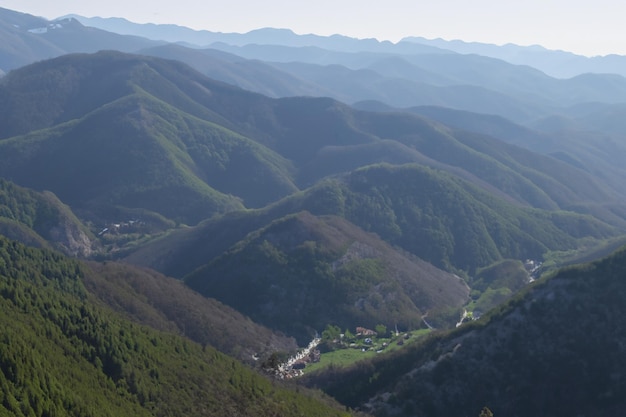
[3,0,625,57]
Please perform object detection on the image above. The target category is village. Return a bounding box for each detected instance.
[268,325,424,379]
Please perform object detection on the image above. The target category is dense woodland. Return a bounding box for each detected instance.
[0,236,353,417]
[2,6,626,417]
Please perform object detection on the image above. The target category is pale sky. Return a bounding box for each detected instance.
[2,0,625,57]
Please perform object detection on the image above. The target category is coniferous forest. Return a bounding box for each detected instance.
[2,5,626,416]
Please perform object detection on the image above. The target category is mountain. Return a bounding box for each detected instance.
[304,244,626,417]
[67,15,445,54]
[6,8,626,127]
[282,165,618,272]
[183,211,470,343]
[0,51,300,224]
[393,105,626,210]
[2,7,626,417]
[0,235,354,417]
[137,43,332,98]
[82,260,298,363]
[0,50,623,343]
[0,178,96,256]
[69,14,626,81]
[0,7,161,73]
[0,176,298,363]
[208,43,626,111]
[202,41,626,123]
[121,161,620,341]
[1,51,622,266]
[268,61,547,122]
[402,36,626,79]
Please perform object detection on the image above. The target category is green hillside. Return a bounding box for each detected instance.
[0,235,354,417]
[82,260,298,363]
[304,245,626,417]
[2,16,626,417]
[0,53,299,224]
[184,211,469,343]
[288,164,617,274]
[352,110,616,211]
[123,160,618,284]
[0,178,95,256]
[1,51,623,238]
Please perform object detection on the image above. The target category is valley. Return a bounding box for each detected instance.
[2,5,626,417]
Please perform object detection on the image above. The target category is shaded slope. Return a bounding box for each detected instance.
[350,110,617,210]
[184,211,469,343]
[289,165,617,273]
[0,7,160,73]
[138,43,331,98]
[1,51,622,264]
[1,51,619,218]
[82,260,298,363]
[124,163,617,281]
[0,178,95,256]
[0,52,299,223]
[0,95,244,224]
[0,235,354,417]
[404,104,626,222]
[304,245,626,417]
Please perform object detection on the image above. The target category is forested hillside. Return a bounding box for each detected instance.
[0,50,622,347]
[0,178,95,256]
[304,245,626,417]
[129,163,618,280]
[2,6,626,417]
[82,260,298,363]
[184,211,469,342]
[0,235,354,417]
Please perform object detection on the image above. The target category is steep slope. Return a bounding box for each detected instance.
[304,245,626,417]
[290,165,617,273]
[1,51,623,272]
[0,7,160,72]
[0,178,95,256]
[82,260,298,363]
[0,175,299,362]
[184,211,469,343]
[0,8,66,72]
[0,235,354,417]
[404,104,626,219]
[0,52,298,224]
[1,51,619,217]
[124,163,618,282]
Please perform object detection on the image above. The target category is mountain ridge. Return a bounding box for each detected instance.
[67,12,626,79]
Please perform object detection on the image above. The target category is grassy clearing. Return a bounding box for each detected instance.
[303,329,430,374]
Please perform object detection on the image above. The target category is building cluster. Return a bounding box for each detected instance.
[273,337,321,379]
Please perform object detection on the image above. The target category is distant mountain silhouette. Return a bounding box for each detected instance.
[402,36,626,78]
[0,7,162,73]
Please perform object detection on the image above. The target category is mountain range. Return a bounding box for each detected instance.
[64,14,626,79]
[0,47,623,344]
[6,7,626,125]
[2,5,626,417]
